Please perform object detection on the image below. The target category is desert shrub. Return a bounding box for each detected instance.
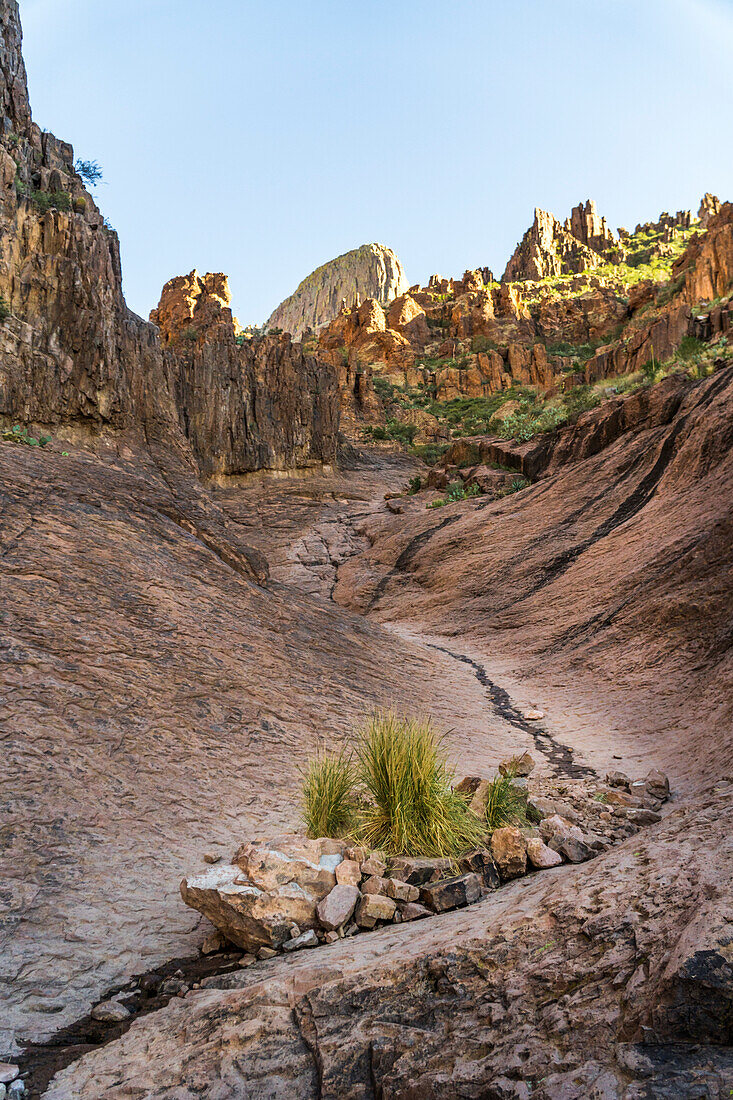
[409,441,450,466]
[484,771,528,831]
[407,475,422,494]
[31,189,71,213]
[2,424,52,446]
[301,749,358,839]
[0,296,10,323]
[471,334,498,353]
[355,712,487,857]
[373,375,396,403]
[179,326,198,345]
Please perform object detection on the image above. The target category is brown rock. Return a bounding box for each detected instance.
[398,902,432,922]
[388,856,452,885]
[526,838,563,869]
[419,873,482,912]
[490,827,528,880]
[361,876,388,895]
[316,885,360,931]
[385,879,419,903]
[335,859,362,887]
[355,893,397,929]
[360,856,387,878]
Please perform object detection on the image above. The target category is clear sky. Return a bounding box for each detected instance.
[19,0,733,325]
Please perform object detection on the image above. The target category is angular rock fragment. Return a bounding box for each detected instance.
[550,835,593,863]
[316,884,360,931]
[361,875,389,895]
[91,999,131,1023]
[282,929,319,952]
[360,856,387,877]
[234,842,336,900]
[335,859,362,887]
[491,827,528,880]
[644,769,670,801]
[399,902,432,921]
[526,837,563,869]
[499,752,536,777]
[355,893,397,928]
[388,856,452,885]
[626,808,662,826]
[419,872,482,912]
[605,771,631,789]
[458,848,501,890]
[385,878,419,903]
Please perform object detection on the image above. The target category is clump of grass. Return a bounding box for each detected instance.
[484,771,528,831]
[301,749,358,840]
[355,711,487,857]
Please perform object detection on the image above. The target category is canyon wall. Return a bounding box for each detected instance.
[0,0,338,479]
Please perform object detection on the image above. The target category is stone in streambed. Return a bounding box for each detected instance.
[355,893,397,928]
[316,884,360,931]
[458,848,501,890]
[385,878,419,902]
[490,827,528,880]
[388,856,452,885]
[0,1067,19,1086]
[399,902,432,921]
[526,838,563,869]
[419,872,482,912]
[282,929,319,952]
[335,859,362,887]
[91,999,131,1023]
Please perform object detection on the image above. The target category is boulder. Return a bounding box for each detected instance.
[355,893,397,928]
[458,848,501,890]
[316,884,360,931]
[335,859,362,887]
[419,873,482,913]
[361,876,388,895]
[550,835,593,863]
[539,815,583,845]
[360,856,387,878]
[469,779,492,818]
[526,838,563,869]
[453,776,482,798]
[385,878,419,903]
[605,771,631,789]
[643,769,671,802]
[388,856,452,885]
[626,809,662,826]
[234,842,337,901]
[201,930,228,955]
[0,1068,19,1086]
[181,864,320,952]
[490,827,528,880]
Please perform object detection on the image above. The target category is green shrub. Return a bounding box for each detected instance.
[409,442,450,466]
[373,375,396,403]
[0,296,10,323]
[484,771,528,831]
[2,424,52,446]
[407,475,422,494]
[301,749,358,839]
[355,711,487,857]
[29,189,71,213]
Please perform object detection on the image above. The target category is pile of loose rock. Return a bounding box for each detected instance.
[180,760,670,960]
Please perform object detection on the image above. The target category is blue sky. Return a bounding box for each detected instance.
[19,0,733,325]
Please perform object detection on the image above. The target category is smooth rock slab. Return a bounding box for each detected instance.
[419,873,482,913]
[0,1067,18,1086]
[355,893,396,928]
[526,838,563,869]
[316,885,360,931]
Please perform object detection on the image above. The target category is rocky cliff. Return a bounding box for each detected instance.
[151,271,339,477]
[0,0,338,485]
[266,243,409,339]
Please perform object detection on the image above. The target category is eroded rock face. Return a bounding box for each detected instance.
[266,243,409,339]
[503,203,611,281]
